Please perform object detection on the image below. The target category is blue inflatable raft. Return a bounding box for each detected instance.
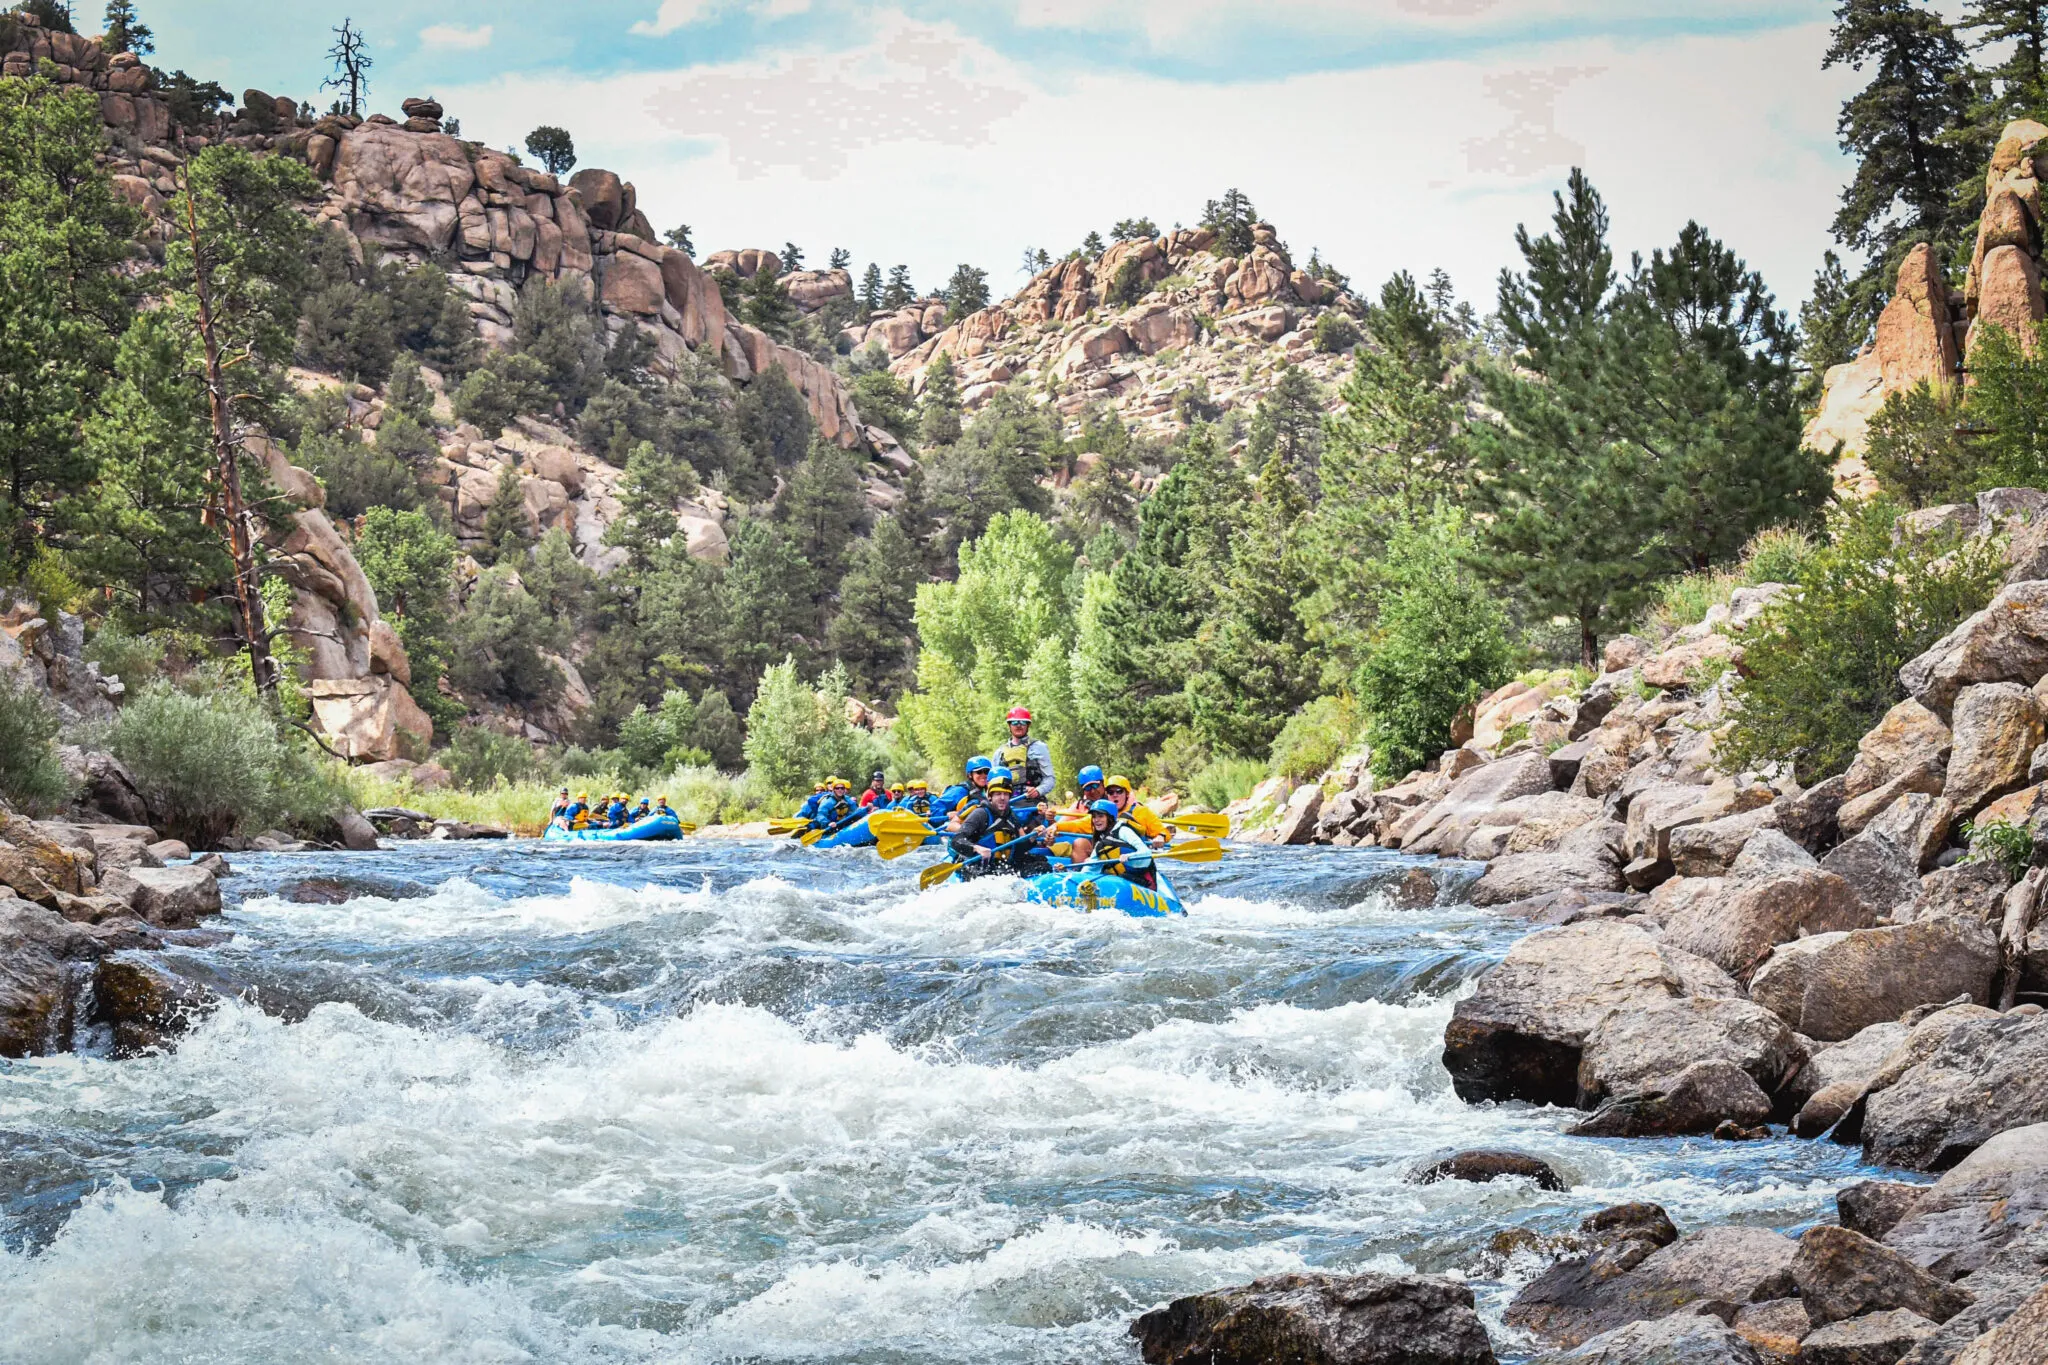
[543,811,685,842]
[811,811,882,849]
[1023,869,1186,918]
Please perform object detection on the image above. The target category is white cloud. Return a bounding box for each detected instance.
[419,23,495,50]
[632,0,814,38]
[440,13,1858,309]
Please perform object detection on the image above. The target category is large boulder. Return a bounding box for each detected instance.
[305,675,433,763]
[1650,832,1875,981]
[1507,1223,1797,1349]
[1747,918,1999,1041]
[1820,829,1925,920]
[1397,754,1557,855]
[1904,859,2014,925]
[1564,1058,1774,1137]
[91,951,214,1057]
[1575,995,1802,1108]
[1899,581,2048,719]
[1877,243,1959,395]
[98,863,221,929]
[1407,1149,1568,1191]
[1882,1122,2048,1279]
[1847,699,1954,800]
[1798,1308,1937,1364]
[1128,1272,1498,1365]
[0,813,90,905]
[1949,1282,2048,1364]
[1466,819,1626,906]
[331,124,476,252]
[1861,1012,2048,1169]
[1792,1225,1974,1327]
[1944,683,2046,818]
[0,900,103,1056]
[1441,920,1740,1107]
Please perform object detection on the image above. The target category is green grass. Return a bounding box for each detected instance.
[1647,526,1820,635]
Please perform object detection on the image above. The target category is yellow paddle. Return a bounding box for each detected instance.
[867,811,939,839]
[875,834,929,861]
[766,819,806,836]
[1165,812,1230,838]
[918,837,1226,890]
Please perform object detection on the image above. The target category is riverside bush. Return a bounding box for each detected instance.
[743,657,889,797]
[441,724,539,791]
[1268,694,1360,781]
[1188,756,1265,811]
[1720,501,2008,784]
[111,680,343,844]
[0,673,72,814]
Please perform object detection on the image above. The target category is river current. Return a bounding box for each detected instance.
[0,838,1888,1363]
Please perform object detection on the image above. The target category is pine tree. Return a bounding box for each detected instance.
[883,264,914,308]
[943,263,990,321]
[859,262,883,316]
[1081,230,1105,257]
[1242,364,1325,494]
[741,265,798,342]
[731,363,813,501]
[775,441,869,624]
[828,247,850,270]
[917,353,963,448]
[524,126,576,177]
[779,241,805,271]
[828,515,921,696]
[1825,0,1975,265]
[101,0,153,55]
[1186,450,1318,759]
[1201,188,1260,255]
[1799,250,1866,400]
[1070,428,1248,762]
[478,464,534,566]
[1963,1,2048,121]
[721,518,819,694]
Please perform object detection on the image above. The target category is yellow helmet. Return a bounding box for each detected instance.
[814,782,826,791]
[908,779,928,791]
[1106,775,1133,793]
[576,791,589,800]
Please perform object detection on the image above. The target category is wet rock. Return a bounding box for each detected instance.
[1799,1307,1937,1364]
[1565,1058,1774,1137]
[334,806,380,852]
[427,819,509,840]
[363,805,433,838]
[90,952,214,1057]
[1442,920,1740,1107]
[1861,1012,2048,1169]
[1483,887,1639,925]
[1128,1271,1498,1365]
[1882,1123,2048,1279]
[1507,1223,1796,1348]
[0,900,102,1056]
[1748,919,1999,1042]
[1529,1313,1767,1364]
[1799,1081,1869,1138]
[1821,830,1925,921]
[1839,1181,1928,1241]
[1795,1225,1975,1327]
[1466,819,1626,906]
[1407,1149,1568,1191]
[1576,995,1802,1109]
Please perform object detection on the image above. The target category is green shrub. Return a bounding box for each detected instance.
[1650,567,1741,634]
[1313,312,1362,353]
[1720,500,2009,784]
[110,680,339,844]
[1268,694,1360,781]
[1963,818,2036,879]
[1188,756,1266,811]
[1739,525,1818,585]
[298,431,421,519]
[1143,726,1212,795]
[740,657,886,796]
[0,673,72,814]
[1106,256,1147,308]
[440,724,538,790]
[83,625,165,687]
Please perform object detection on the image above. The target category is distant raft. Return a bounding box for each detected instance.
[543,811,686,842]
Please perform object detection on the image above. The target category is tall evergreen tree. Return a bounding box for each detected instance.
[775,442,869,624]
[741,265,799,343]
[720,517,817,694]
[1243,364,1325,494]
[943,263,990,321]
[1963,1,2048,121]
[827,515,921,697]
[917,354,963,448]
[730,363,813,501]
[1824,0,1976,267]
[101,1,153,55]
[478,464,533,566]
[882,264,914,309]
[859,262,883,316]
[1186,450,1318,759]
[1799,249,1866,400]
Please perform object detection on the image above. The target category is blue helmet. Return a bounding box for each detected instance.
[964,756,994,777]
[1076,765,1105,790]
[991,767,1013,785]
[1088,799,1119,818]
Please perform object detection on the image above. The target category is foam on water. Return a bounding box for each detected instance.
[0,842,1881,1363]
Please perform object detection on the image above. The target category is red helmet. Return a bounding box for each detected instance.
[1006,706,1032,722]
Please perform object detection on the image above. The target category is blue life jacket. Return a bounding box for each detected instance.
[797,792,825,820]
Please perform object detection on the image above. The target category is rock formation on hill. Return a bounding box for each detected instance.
[1807,118,2048,494]
[846,228,1366,439]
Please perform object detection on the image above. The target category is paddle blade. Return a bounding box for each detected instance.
[867,812,934,838]
[677,823,698,835]
[1159,838,1225,863]
[799,828,827,846]
[1167,813,1229,838]
[766,819,804,835]
[919,860,961,890]
[875,835,923,861]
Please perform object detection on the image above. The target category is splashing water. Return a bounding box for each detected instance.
[0,841,1883,1363]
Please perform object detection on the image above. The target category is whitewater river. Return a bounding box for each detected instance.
[0,838,1888,1363]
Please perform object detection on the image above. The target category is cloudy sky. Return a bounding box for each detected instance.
[139,0,1862,310]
